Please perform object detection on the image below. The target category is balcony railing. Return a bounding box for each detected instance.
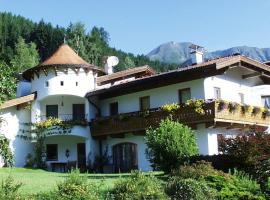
[90,100,270,137]
[38,114,88,122]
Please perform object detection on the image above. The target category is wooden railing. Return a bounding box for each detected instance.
[90,101,270,137]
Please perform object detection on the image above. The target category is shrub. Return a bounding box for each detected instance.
[145,117,198,172]
[0,175,23,200]
[190,154,242,173]
[55,169,100,200]
[172,161,228,179]
[219,131,270,177]
[108,170,168,200]
[172,162,265,200]
[0,134,14,167]
[24,153,35,168]
[165,177,217,200]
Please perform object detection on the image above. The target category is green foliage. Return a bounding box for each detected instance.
[55,169,100,200]
[161,103,180,112]
[172,161,227,179]
[219,131,270,179]
[172,162,265,200]
[10,36,39,73]
[0,175,23,200]
[0,12,177,73]
[165,177,217,200]
[145,117,198,172]
[186,99,206,115]
[24,153,34,168]
[0,134,14,167]
[0,61,17,103]
[108,170,168,200]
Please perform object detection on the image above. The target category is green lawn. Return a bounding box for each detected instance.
[0,168,163,195]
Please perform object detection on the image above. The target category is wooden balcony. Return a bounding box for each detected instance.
[90,101,270,137]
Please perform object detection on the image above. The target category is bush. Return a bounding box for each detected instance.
[165,177,216,200]
[24,153,35,168]
[54,169,100,200]
[0,175,23,200]
[190,154,243,173]
[172,162,265,200]
[0,134,14,167]
[145,117,198,172]
[219,131,270,179]
[172,161,228,179]
[108,170,168,200]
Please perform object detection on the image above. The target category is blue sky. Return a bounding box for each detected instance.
[0,0,270,55]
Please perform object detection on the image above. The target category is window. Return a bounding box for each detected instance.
[262,96,270,108]
[46,105,58,118]
[45,81,49,87]
[76,82,78,86]
[60,81,64,86]
[179,88,191,104]
[73,104,85,120]
[214,87,221,99]
[239,93,244,104]
[46,144,58,161]
[140,96,150,111]
[110,102,118,116]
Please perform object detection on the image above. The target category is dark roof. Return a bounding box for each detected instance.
[97,65,155,85]
[86,55,270,99]
[22,44,104,80]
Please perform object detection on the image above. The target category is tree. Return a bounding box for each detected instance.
[0,61,16,102]
[123,56,135,69]
[145,117,199,172]
[10,37,39,73]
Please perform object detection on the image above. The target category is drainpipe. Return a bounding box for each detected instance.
[87,98,101,118]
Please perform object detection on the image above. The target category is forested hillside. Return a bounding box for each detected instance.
[0,12,177,102]
[0,12,177,72]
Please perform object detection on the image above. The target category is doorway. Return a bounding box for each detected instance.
[77,143,86,169]
[113,143,138,172]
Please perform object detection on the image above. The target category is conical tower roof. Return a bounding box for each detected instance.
[23,44,103,80]
[40,44,90,66]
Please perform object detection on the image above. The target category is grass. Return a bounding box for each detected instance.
[0,168,163,195]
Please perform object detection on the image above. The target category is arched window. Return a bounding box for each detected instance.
[113,142,138,172]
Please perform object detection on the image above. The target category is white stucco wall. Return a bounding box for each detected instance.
[31,69,95,100]
[45,135,85,163]
[204,67,263,106]
[100,79,205,116]
[0,107,33,167]
[196,124,241,155]
[16,80,31,97]
[102,134,152,171]
[39,95,86,119]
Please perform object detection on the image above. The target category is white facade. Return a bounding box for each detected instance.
[1,47,270,172]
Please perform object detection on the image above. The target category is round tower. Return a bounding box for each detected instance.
[22,44,103,100]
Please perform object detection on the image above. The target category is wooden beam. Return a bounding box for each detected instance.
[110,133,125,138]
[242,72,261,79]
[34,70,39,79]
[42,68,48,76]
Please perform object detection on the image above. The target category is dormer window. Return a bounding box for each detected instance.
[60,81,64,86]
[45,81,49,87]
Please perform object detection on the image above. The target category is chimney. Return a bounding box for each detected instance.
[189,44,204,65]
[104,56,119,75]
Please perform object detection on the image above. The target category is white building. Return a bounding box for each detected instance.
[1,44,270,172]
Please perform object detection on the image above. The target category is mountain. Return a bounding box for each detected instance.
[147,42,270,65]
